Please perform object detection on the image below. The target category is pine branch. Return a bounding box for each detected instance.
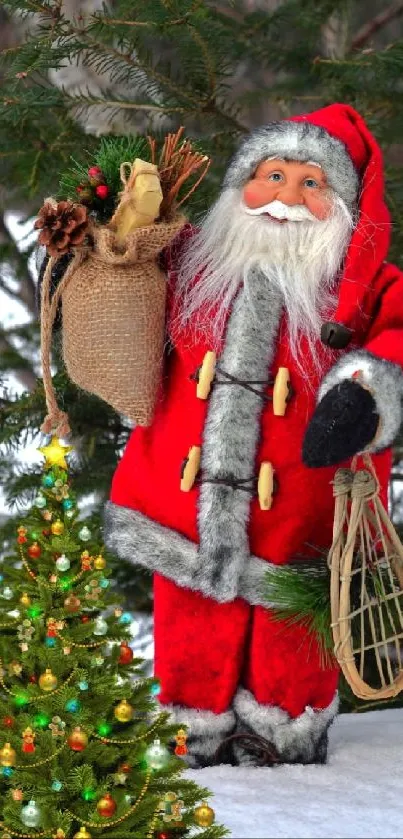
[0,333,37,391]
[0,214,37,314]
[351,2,403,50]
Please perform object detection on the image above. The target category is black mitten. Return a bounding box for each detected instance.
[302,379,379,468]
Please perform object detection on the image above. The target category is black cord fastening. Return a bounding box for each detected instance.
[197,473,279,495]
[198,475,257,494]
[190,363,275,399]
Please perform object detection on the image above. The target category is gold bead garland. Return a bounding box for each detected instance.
[14,741,67,769]
[19,545,86,590]
[19,548,37,581]
[146,804,162,839]
[66,771,151,829]
[55,631,119,650]
[0,658,77,703]
[0,825,51,839]
[89,714,164,745]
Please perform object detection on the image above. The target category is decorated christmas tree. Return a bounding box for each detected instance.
[0,436,226,839]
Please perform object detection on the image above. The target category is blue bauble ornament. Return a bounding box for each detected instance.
[65,698,81,713]
[119,612,132,625]
[62,499,74,510]
[51,779,63,791]
[78,680,89,691]
[42,474,55,488]
[45,637,56,648]
[1,766,14,778]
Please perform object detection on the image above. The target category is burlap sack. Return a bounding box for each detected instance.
[61,216,186,425]
[40,215,186,435]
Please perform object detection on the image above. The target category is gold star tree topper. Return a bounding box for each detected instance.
[38,436,73,470]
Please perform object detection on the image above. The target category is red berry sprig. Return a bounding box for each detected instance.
[96,184,109,199]
[75,166,109,207]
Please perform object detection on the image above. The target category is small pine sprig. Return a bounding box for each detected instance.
[58,135,150,223]
[264,558,334,664]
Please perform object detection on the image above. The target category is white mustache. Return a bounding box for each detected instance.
[243,199,317,222]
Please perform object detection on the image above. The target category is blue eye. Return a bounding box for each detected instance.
[268,172,283,182]
[304,178,318,188]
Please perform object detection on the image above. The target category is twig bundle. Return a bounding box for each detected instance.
[147,127,211,218]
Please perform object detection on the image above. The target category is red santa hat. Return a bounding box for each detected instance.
[223,103,375,210]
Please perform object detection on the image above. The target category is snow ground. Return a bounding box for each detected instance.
[187,708,403,839]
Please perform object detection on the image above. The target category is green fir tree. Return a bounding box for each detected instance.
[0,437,226,839]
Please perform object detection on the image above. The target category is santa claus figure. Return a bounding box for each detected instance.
[105,104,403,766]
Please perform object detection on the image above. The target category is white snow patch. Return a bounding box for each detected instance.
[186,708,403,838]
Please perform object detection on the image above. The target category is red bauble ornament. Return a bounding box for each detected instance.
[119,762,131,774]
[42,529,51,536]
[17,535,27,544]
[67,726,88,752]
[81,615,90,623]
[118,642,133,665]
[3,715,14,728]
[96,792,117,818]
[28,542,41,559]
[88,165,102,179]
[156,833,171,839]
[95,184,109,199]
[29,674,37,683]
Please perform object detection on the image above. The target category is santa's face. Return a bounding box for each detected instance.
[242,158,333,222]
[173,156,355,372]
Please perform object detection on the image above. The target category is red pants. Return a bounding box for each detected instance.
[154,574,339,718]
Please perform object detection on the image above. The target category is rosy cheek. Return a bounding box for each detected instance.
[305,191,333,221]
[243,180,275,209]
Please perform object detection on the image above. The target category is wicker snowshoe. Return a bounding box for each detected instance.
[329,457,403,700]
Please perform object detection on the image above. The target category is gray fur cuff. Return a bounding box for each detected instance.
[233,687,339,764]
[157,703,235,768]
[318,350,403,451]
[104,501,282,606]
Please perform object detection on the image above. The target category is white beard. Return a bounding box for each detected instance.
[172,187,355,373]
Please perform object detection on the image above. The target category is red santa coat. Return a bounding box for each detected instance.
[106,105,403,728]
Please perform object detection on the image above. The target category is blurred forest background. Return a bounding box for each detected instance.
[1,0,403,709]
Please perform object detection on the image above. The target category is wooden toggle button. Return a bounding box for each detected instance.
[273,367,291,416]
[258,462,275,511]
[180,446,201,492]
[196,351,217,400]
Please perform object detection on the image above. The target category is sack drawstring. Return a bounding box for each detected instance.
[40,249,85,437]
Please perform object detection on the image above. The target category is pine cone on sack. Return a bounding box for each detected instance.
[35,199,89,257]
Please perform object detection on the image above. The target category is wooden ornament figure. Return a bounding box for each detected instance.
[22,727,36,753]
